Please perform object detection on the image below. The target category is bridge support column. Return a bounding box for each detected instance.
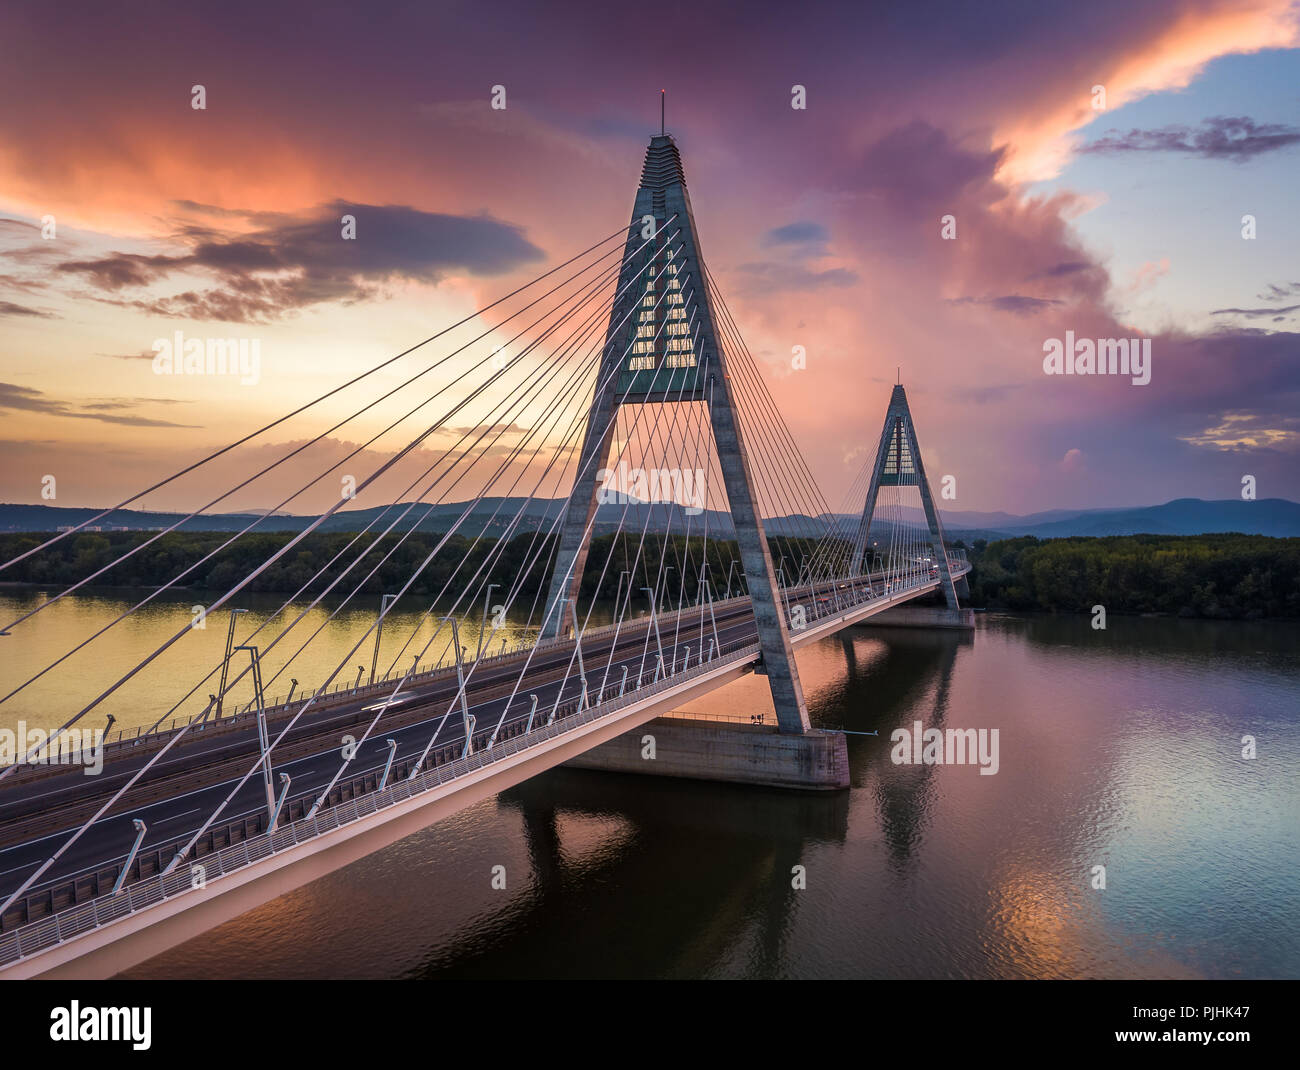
[849,384,961,610]
[563,715,848,791]
[539,132,811,735]
[860,605,974,631]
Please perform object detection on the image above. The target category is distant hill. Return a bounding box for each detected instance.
[0,498,791,540]
[940,498,1300,539]
[1,497,1297,540]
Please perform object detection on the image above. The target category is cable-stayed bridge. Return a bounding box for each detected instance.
[0,131,970,978]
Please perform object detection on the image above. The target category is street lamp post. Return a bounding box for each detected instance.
[439,616,472,739]
[704,578,721,658]
[378,740,398,791]
[112,820,148,896]
[641,586,664,670]
[234,643,276,825]
[570,599,587,708]
[215,607,248,718]
[614,569,630,621]
[660,566,675,615]
[269,773,291,832]
[370,593,399,685]
[475,583,499,662]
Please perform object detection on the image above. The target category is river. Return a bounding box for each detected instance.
[1,591,1296,978]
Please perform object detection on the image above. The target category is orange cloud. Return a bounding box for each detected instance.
[993,0,1299,184]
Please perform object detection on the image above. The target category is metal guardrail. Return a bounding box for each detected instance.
[69,565,969,758]
[56,582,863,760]
[0,633,763,968]
[0,561,970,968]
[75,596,756,761]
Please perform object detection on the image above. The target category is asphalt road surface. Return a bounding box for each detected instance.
[0,571,935,904]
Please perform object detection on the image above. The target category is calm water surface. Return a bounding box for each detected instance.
[2,591,1296,978]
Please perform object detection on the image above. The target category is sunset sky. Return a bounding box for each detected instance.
[1,0,1297,516]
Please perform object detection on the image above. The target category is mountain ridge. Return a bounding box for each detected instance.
[1,497,1298,540]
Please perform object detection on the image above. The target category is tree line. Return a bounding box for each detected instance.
[7,528,1293,619]
[960,533,1300,619]
[0,530,834,607]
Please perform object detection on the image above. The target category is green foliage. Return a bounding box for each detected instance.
[0,529,786,606]
[966,533,1300,619]
[19,527,1290,620]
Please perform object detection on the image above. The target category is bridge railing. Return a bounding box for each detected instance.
[0,632,767,969]
[63,578,878,763]
[6,563,968,791]
[75,591,773,763]
[0,560,970,967]
[70,560,972,760]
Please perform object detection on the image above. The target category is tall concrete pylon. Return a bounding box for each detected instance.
[541,132,811,735]
[849,384,961,608]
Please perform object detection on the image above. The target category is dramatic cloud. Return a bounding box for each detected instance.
[1125,259,1172,295]
[948,295,1065,315]
[56,202,546,322]
[1211,303,1300,318]
[0,273,48,294]
[1083,116,1300,160]
[1029,261,1093,280]
[0,0,1297,511]
[1060,448,1086,473]
[1179,410,1300,449]
[850,121,1006,211]
[734,263,859,295]
[0,383,199,427]
[0,300,53,318]
[1257,282,1300,301]
[761,222,830,248]
[57,253,176,291]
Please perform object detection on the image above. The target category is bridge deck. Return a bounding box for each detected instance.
[0,561,968,975]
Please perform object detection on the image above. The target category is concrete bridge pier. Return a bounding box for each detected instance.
[862,605,975,631]
[563,715,850,791]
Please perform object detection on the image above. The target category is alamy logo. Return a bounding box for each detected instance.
[151,330,261,385]
[0,721,104,775]
[890,720,999,775]
[1042,331,1151,386]
[50,1002,151,1050]
[597,462,705,515]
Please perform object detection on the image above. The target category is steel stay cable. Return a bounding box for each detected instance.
[299,323,618,812]
[247,240,653,700]
[184,237,693,829]
[472,267,705,747]
[465,269,707,739]
[0,230,646,717]
[0,293,627,912]
[0,224,674,771]
[124,242,652,737]
[0,225,634,576]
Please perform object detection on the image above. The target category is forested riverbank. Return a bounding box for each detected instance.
[0,530,779,605]
[3,529,1298,620]
[962,533,1300,619]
